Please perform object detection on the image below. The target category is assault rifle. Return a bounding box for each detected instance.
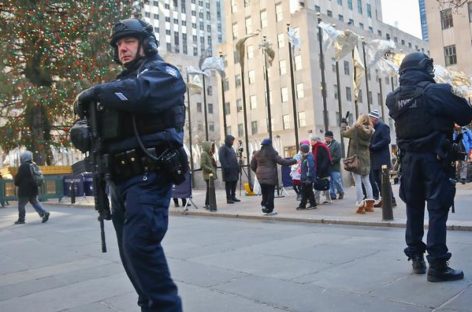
[87,101,112,252]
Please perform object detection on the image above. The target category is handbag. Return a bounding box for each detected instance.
[343,128,360,172]
[343,154,360,172]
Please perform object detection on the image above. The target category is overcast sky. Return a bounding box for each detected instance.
[381,0,422,39]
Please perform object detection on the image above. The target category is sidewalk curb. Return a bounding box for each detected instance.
[43,201,472,232]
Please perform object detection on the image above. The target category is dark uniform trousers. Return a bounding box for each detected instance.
[400,152,453,264]
[110,171,182,312]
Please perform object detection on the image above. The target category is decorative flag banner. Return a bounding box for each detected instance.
[200,56,225,78]
[288,26,301,50]
[352,46,365,101]
[236,32,260,70]
[259,40,275,66]
[318,22,360,61]
[365,39,396,68]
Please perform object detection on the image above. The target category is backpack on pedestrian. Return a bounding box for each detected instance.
[29,163,44,186]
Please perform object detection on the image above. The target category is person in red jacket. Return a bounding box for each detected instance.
[310,135,332,204]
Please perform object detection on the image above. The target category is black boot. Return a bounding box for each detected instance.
[42,212,50,223]
[14,219,25,225]
[411,255,426,274]
[427,261,464,282]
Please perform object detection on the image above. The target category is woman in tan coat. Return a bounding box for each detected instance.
[342,114,375,213]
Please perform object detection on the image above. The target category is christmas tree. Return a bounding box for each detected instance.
[0,1,132,165]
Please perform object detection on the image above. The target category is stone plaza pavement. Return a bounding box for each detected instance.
[0,182,471,312]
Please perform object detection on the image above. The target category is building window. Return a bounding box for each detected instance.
[346,86,352,101]
[296,83,304,99]
[237,99,242,112]
[235,74,241,87]
[223,78,229,91]
[283,115,291,129]
[279,60,287,76]
[208,103,213,114]
[295,55,303,70]
[366,3,372,18]
[440,9,453,29]
[224,102,230,115]
[248,70,256,84]
[245,17,252,34]
[368,91,373,105]
[260,10,268,28]
[281,87,289,102]
[469,2,472,22]
[238,123,244,138]
[250,95,257,109]
[444,45,457,66]
[209,122,215,132]
[357,0,363,14]
[315,5,321,12]
[337,0,343,5]
[247,45,254,59]
[197,102,202,113]
[338,14,344,22]
[226,126,232,135]
[198,123,203,131]
[277,33,285,48]
[298,111,306,127]
[275,3,283,21]
[334,84,338,99]
[327,10,333,17]
[251,121,258,135]
[344,60,350,75]
[232,23,238,39]
[378,93,382,106]
[348,0,353,10]
[358,89,363,103]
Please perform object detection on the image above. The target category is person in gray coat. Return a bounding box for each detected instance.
[218,135,241,204]
[13,151,50,224]
[250,139,296,214]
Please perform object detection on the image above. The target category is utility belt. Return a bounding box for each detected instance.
[109,145,188,184]
[109,147,163,181]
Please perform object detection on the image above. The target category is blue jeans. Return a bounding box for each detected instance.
[329,171,344,198]
[110,171,182,312]
[17,196,47,221]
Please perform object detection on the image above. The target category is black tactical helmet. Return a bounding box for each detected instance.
[399,52,434,77]
[110,18,158,63]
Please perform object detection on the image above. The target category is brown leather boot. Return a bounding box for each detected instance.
[356,201,366,214]
[373,199,383,208]
[364,199,375,212]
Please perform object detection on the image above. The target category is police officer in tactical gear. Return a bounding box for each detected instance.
[75,18,185,310]
[387,52,472,282]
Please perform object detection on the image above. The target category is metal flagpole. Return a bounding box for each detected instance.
[361,39,371,113]
[202,74,209,141]
[317,14,329,132]
[335,61,346,157]
[219,52,228,138]
[262,36,273,141]
[287,24,299,148]
[240,52,252,187]
[352,49,359,119]
[378,77,385,121]
[186,72,195,184]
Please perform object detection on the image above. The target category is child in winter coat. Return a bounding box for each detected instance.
[297,144,317,210]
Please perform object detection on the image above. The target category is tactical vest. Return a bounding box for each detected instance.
[100,58,185,143]
[390,82,450,143]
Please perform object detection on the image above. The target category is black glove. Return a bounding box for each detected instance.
[74,87,98,118]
